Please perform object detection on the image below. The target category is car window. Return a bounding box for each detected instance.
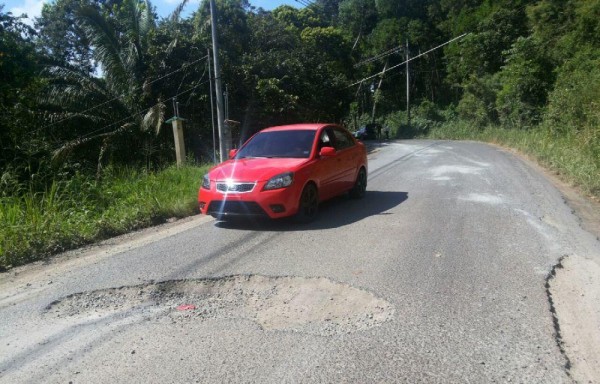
[332,128,355,150]
[319,130,333,149]
[236,130,316,159]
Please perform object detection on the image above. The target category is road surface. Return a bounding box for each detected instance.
[1,140,599,383]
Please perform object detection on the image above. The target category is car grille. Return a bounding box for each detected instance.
[216,182,256,193]
[207,201,267,217]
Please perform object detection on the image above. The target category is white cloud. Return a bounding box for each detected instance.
[10,0,46,26]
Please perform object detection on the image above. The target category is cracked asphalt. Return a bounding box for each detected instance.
[1,140,599,383]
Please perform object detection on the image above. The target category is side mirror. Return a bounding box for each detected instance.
[229,149,238,159]
[319,147,336,157]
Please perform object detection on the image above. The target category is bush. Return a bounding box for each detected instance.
[495,37,554,129]
[543,50,600,138]
[0,164,210,269]
[457,74,500,127]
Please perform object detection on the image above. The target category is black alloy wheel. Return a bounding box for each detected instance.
[349,168,367,199]
[295,183,319,223]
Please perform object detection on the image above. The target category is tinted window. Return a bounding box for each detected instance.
[332,129,355,150]
[319,130,333,149]
[235,130,316,159]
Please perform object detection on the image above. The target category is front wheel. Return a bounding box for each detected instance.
[295,183,319,223]
[349,168,367,199]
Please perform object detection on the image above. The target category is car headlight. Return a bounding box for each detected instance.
[263,172,294,190]
[201,174,211,190]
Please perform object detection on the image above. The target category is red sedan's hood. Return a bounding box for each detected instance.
[209,158,309,182]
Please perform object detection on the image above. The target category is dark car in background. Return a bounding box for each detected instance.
[353,123,381,140]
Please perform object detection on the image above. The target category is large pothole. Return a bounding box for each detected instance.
[45,275,395,336]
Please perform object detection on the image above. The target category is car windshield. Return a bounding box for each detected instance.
[235,130,316,159]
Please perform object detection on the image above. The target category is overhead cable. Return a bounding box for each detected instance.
[40,54,209,132]
[348,33,469,88]
[354,45,403,68]
[60,77,210,145]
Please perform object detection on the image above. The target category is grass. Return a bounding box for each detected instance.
[423,121,600,199]
[0,164,211,270]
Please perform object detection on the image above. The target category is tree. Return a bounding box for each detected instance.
[495,37,553,128]
[339,0,378,52]
[43,0,167,176]
[35,0,95,74]
[0,7,47,189]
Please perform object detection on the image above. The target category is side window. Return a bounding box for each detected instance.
[332,129,355,150]
[319,129,333,149]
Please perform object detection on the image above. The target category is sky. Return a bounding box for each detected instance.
[2,0,301,25]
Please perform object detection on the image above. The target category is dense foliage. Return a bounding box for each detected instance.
[0,0,599,266]
[1,0,599,184]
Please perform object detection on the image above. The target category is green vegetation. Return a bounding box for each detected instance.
[1,0,599,267]
[0,165,209,269]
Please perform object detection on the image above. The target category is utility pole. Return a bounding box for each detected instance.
[209,0,230,162]
[207,49,217,163]
[406,39,411,132]
[224,85,229,120]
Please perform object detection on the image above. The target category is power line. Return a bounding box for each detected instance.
[38,54,209,134]
[354,45,403,68]
[294,0,323,10]
[294,0,315,7]
[348,33,469,88]
[57,77,211,147]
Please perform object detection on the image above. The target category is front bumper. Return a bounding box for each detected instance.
[205,200,269,219]
[198,181,302,220]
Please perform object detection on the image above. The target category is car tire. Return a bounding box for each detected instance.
[349,167,367,199]
[295,183,319,223]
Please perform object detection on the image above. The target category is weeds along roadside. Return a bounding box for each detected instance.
[423,121,600,201]
[0,164,210,270]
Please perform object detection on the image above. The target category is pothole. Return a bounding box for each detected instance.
[45,275,395,336]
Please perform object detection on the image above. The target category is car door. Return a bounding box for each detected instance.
[331,128,360,190]
[314,127,344,200]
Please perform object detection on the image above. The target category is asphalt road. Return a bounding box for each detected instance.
[1,140,599,383]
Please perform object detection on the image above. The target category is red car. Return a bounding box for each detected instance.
[198,123,368,222]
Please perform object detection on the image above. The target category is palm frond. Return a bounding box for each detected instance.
[138,0,155,37]
[141,101,166,135]
[165,37,178,57]
[124,0,141,56]
[38,67,113,109]
[41,66,131,125]
[44,67,110,101]
[51,122,135,165]
[168,0,189,23]
[52,130,115,165]
[76,5,130,94]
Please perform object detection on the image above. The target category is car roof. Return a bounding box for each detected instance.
[260,123,339,132]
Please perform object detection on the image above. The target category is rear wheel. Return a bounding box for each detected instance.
[295,183,318,223]
[349,167,367,199]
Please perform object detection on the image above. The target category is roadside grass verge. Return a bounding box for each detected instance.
[424,121,600,200]
[0,164,210,270]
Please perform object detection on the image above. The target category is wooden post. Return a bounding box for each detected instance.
[166,116,186,166]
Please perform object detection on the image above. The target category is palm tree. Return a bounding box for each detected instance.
[45,0,166,177]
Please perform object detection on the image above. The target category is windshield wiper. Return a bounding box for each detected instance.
[237,155,267,159]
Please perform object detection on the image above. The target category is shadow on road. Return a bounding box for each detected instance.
[214,190,408,232]
[363,139,396,154]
